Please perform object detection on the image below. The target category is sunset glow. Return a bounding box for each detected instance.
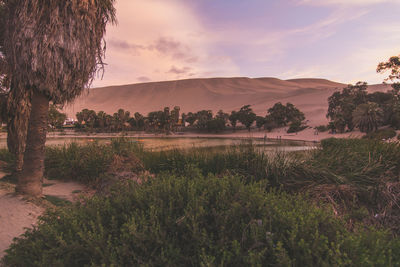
[94,0,400,87]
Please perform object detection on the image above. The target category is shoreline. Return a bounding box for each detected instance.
[0,127,367,144]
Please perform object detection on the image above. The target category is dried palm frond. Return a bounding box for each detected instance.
[6,81,31,170]
[3,0,116,104]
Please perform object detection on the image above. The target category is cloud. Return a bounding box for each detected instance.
[167,66,192,75]
[137,76,151,82]
[298,0,399,6]
[93,0,239,87]
[108,39,145,55]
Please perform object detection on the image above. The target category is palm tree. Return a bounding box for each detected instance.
[352,102,383,133]
[2,0,116,197]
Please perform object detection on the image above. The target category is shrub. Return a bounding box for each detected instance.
[364,128,397,140]
[315,125,328,132]
[287,120,307,133]
[3,173,399,266]
[44,138,143,185]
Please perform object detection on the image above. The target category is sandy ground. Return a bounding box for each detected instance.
[0,175,85,259]
[0,187,44,259]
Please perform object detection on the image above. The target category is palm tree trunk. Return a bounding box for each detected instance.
[16,91,49,197]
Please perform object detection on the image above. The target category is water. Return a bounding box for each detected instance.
[0,136,314,152]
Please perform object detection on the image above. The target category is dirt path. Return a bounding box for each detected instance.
[0,177,86,259]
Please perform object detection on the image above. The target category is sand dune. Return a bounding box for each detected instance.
[64,77,391,126]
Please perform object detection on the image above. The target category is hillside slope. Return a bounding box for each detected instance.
[64,77,390,126]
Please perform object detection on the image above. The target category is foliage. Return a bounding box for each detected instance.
[255,116,265,130]
[237,105,256,131]
[48,104,67,129]
[2,0,117,104]
[229,110,239,131]
[3,173,400,266]
[352,102,383,133]
[363,128,397,140]
[267,102,305,128]
[327,82,368,132]
[206,118,226,133]
[377,55,400,81]
[287,120,307,133]
[195,110,213,131]
[315,125,328,132]
[44,139,143,185]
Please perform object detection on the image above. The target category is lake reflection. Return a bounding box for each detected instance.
[0,135,316,152]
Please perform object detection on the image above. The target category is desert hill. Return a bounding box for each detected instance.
[64,77,391,126]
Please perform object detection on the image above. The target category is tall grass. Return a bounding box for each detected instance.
[45,138,144,184]
[1,137,399,232]
[3,173,400,266]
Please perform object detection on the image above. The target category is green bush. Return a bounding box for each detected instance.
[364,128,397,140]
[315,125,329,132]
[44,138,143,185]
[287,121,307,133]
[3,172,399,266]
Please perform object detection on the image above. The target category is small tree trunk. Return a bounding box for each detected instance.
[16,91,49,197]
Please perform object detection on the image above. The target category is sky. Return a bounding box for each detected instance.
[92,0,400,87]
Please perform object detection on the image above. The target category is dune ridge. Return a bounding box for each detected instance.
[64,77,391,126]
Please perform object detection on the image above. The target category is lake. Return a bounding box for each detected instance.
[0,135,316,152]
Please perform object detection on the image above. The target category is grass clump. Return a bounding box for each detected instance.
[44,195,72,207]
[364,128,397,140]
[44,138,144,185]
[3,172,400,266]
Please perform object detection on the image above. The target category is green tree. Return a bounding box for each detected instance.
[327,82,368,132]
[113,109,130,131]
[263,115,277,132]
[206,118,226,133]
[185,112,197,126]
[95,111,107,130]
[267,102,287,127]
[196,110,213,130]
[48,104,66,129]
[377,55,400,129]
[255,116,265,131]
[216,109,229,123]
[267,102,305,129]
[2,0,116,197]
[134,112,145,130]
[229,111,239,131]
[352,102,383,133]
[238,105,256,131]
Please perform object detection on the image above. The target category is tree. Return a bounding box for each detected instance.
[326,82,368,132]
[285,103,305,123]
[266,102,305,130]
[2,0,116,197]
[134,112,145,130]
[185,112,197,126]
[206,118,226,133]
[170,106,180,131]
[113,109,130,131]
[267,102,287,127]
[377,55,400,129]
[196,110,213,130]
[229,111,239,131]
[352,102,383,133]
[95,111,107,130]
[255,116,265,131]
[216,110,229,123]
[238,105,256,131]
[48,104,66,129]
[263,116,277,132]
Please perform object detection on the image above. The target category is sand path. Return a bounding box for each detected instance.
[0,176,85,259]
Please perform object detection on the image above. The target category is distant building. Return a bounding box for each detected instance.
[63,118,77,126]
